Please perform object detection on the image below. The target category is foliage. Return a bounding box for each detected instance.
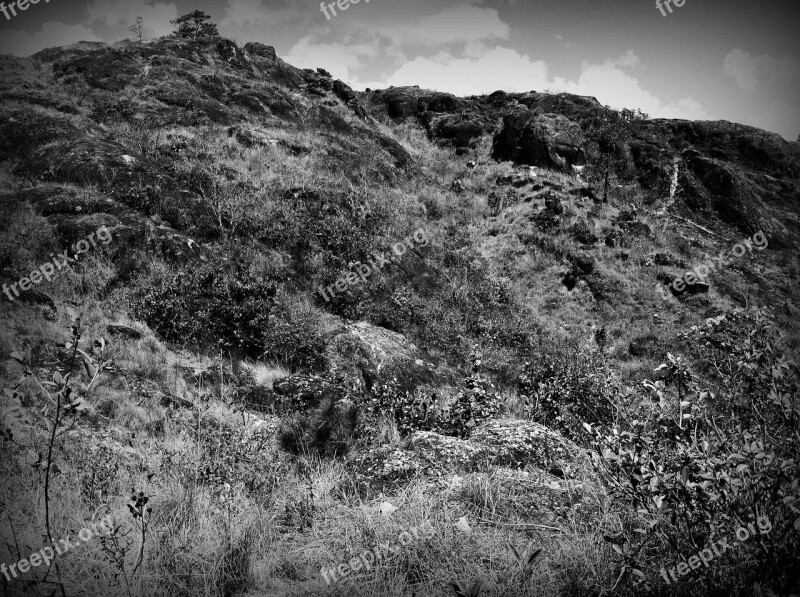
[263,303,327,373]
[131,256,277,358]
[589,308,800,593]
[170,10,219,38]
[360,378,442,436]
[518,342,618,443]
[445,355,504,438]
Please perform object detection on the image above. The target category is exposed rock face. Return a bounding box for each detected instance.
[493,108,587,170]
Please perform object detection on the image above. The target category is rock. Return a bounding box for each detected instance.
[228,126,278,147]
[493,109,586,170]
[351,445,426,483]
[469,419,582,470]
[333,79,356,103]
[242,42,276,61]
[653,253,676,266]
[409,431,488,472]
[323,319,458,395]
[106,324,142,340]
[466,160,477,169]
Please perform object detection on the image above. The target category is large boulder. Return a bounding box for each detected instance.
[469,419,584,472]
[493,108,586,170]
[322,318,459,394]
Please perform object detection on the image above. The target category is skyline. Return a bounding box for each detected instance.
[1,0,798,140]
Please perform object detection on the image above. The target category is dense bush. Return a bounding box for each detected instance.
[263,300,327,373]
[518,342,618,443]
[590,309,800,593]
[445,357,504,438]
[131,257,277,357]
[360,378,442,436]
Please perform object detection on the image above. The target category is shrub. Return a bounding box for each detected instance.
[263,299,327,373]
[517,342,618,443]
[445,356,503,438]
[131,256,277,357]
[590,308,800,593]
[360,378,442,436]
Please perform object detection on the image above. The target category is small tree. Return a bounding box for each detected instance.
[128,16,144,42]
[170,10,219,38]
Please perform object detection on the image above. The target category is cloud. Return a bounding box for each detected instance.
[365,45,547,95]
[284,35,384,81]
[0,22,103,56]
[723,49,799,91]
[86,0,179,39]
[379,5,509,47]
[352,46,707,122]
[552,54,708,120]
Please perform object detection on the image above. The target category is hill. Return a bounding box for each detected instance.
[0,35,798,597]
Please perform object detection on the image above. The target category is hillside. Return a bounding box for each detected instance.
[0,35,799,597]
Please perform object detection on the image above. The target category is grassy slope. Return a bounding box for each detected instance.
[0,38,798,597]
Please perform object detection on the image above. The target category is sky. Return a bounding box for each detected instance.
[1,0,799,140]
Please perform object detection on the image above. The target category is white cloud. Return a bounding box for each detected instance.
[372,45,548,95]
[723,49,799,91]
[86,0,179,38]
[0,22,103,56]
[351,45,707,122]
[552,57,708,120]
[284,35,383,81]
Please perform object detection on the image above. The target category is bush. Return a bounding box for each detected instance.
[131,256,277,357]
[263,299,327,373]
[360,378,442,436]
[445,356,504,438]
[590,308,800,593]
[517,342,618,443]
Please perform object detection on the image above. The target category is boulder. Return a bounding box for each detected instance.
[493,108,586,170]
[333,79,356,103]
[322,319,459,394]
[410,431,488,472]
[469,419,583,471]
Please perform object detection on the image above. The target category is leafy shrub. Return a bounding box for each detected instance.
[360,378,442,436]
[517,342,618,443]
[263,299,327,373]
[445,357,503,438]
[590,309,800,593]
[131,256,277,357]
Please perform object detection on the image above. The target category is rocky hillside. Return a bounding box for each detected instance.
[0,35,798,597]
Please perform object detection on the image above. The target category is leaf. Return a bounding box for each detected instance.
[508,543,522,564]
[527,548,542,566]
[9,352,24,364]
[794,516,800,531]
[612,543,624,555]
[53,371,63,385]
